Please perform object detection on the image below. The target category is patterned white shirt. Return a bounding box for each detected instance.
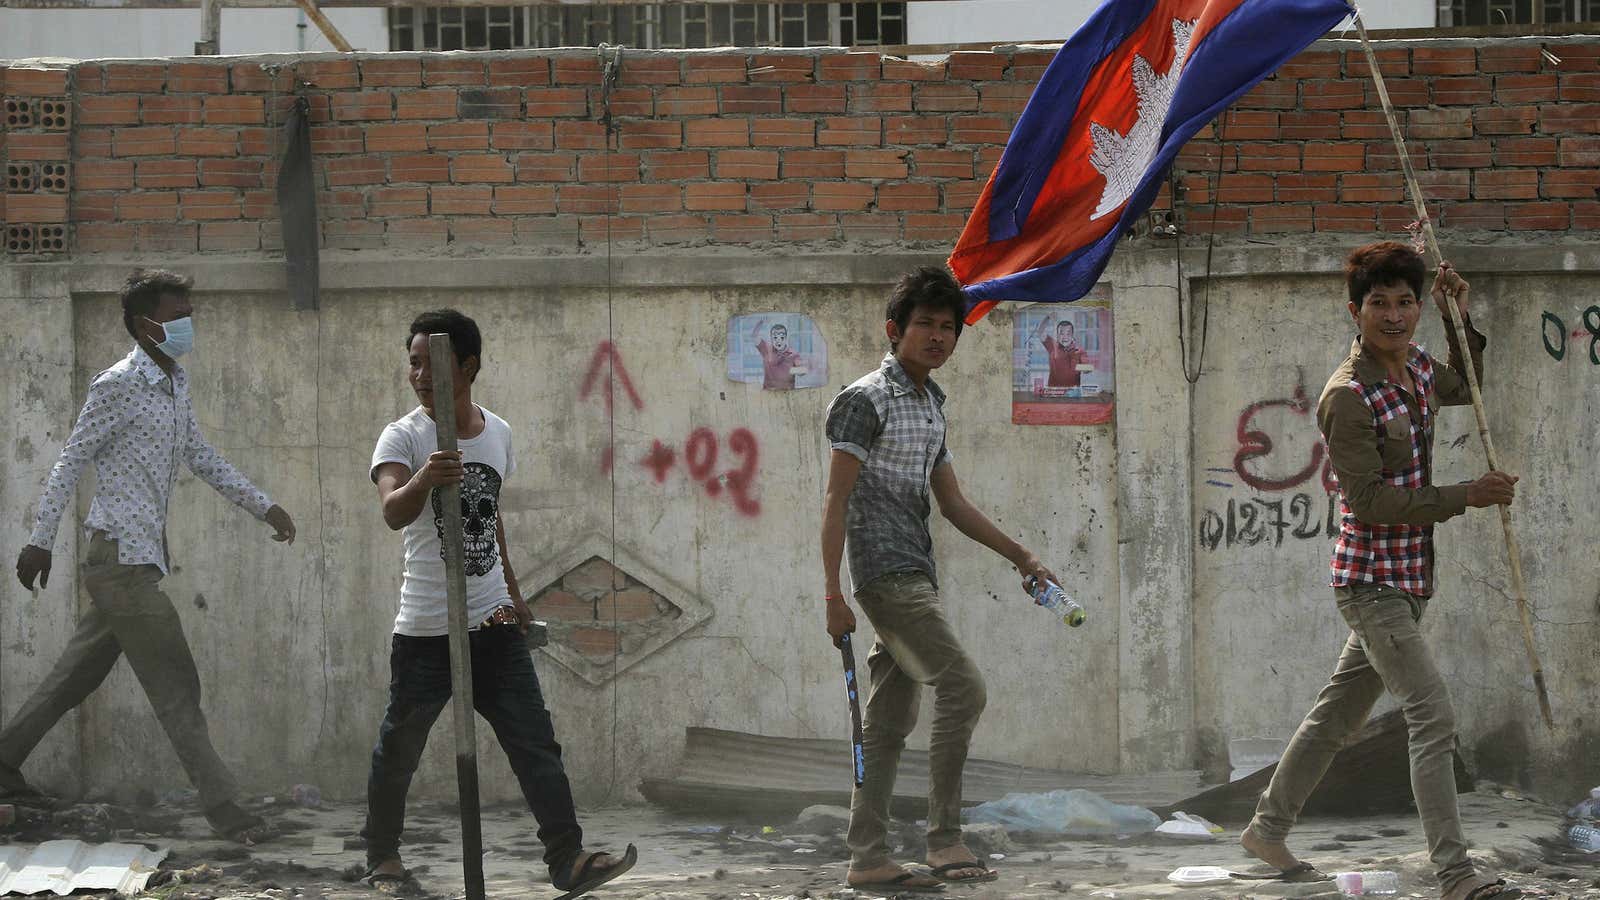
[27,346,273,573]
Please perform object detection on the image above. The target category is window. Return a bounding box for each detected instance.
[389,2,906,51]
[1439,0,1600,25]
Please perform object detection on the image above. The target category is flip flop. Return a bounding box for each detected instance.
[1228,862,1329,883]
[362,865,415,894]
[928,861,999,884]
[552,843,637,900]
[204,802,277,845]
[1447,877,1524,900]
[847,871,946,894]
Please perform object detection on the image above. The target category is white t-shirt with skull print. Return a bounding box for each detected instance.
[371,406,517,637]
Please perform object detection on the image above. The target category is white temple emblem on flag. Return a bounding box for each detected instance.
[1088,18,1198,221]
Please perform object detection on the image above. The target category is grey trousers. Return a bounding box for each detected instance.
[846,572,987,870]
[1248,582,1474,890]
[0,532,239,808]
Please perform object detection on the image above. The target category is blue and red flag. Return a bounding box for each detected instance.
[949,0,1353,323]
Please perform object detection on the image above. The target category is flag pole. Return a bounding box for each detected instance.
[1347,7,1554,730]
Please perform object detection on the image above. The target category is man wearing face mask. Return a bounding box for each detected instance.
[7,269,295,842]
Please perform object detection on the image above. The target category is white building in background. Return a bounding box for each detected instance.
[0,0,1581,61]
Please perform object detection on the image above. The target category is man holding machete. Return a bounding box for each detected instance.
[820,267,1058,894]
[363,309,633,897]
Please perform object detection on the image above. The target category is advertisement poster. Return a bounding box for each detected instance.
[727,313,828,391]
[1011,290,1115,426]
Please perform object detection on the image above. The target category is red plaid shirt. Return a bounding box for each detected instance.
[1318,330,1484,597]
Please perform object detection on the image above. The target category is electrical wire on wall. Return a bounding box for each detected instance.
[1173,113,1225,385]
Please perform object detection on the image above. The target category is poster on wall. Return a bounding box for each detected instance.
[727,313,828,391]
[1012,288,1115,426]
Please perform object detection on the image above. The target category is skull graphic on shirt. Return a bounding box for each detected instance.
[432,462,502,577]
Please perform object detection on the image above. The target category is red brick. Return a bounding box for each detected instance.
[395,89,459,120]
[618,121,681,150]
[103,63,165,93]
[6,194,68,223]
[428,185,492,215]
[366,123,429,152]
[201,95,264,126]
[574,213,639,246]
[117,191,179,220]
[748,55,814,83]
[557,184,614,214]
[390,151,454,180]
[811,182,874,212]
[885,115,947,146]
[429,121,490,150]
[423,58,484,86]
[685,55,747,84]
[4,67,69,96]
[1494,74,1558,104]
[369,186,429,217]
[1338,173,1403,203]
[841,83,911,116]
[1559,137,1600,167]
[751,119,815,147]
[312,189,359,220]
[333,91,393,122]
[979,83,1033,114]
[657,86,718,116]
[241,190,276,218]
[1249,204,1311,233]
[616,56,679,86]
[715,149,779,180]
[1410,48,1476,76]
[295,59,359,89]
[76,95,140,126]
[1363,142,1427,171]
[773,213,837,241]
[883,58,945,82]
[708,214,768,243]
[712,84,778,115]
[785,84,847,114]
[684,182,746,211]
[486,185,554,216]
[1472,169,1539,200]
[1542,169,1600,199]
[1238,77,1298,109]
[1439,201,1505,229]
[1218,111,1277,141]
[1431,76,1493,106]
[513,215,581,248]
[229,63,294,93]
[1408,108,1472,140]
[1358,47,1411,77]
[642,150,709,180]
[1366,77,1429,108]
[844,148,907,179]
[552,57,602,85]
[179,190,241,220]
[977,146,1004,177]
[1541,104,1600,135]
[1175,142,1235,173]
[1414,170,1471,201]
[1237,142,1300,171]
[1341,109,1398,140]
[819,53,881,81]
[943,51,1003,81]
[1507,201,1570,229]
[877,182,939,212]
[1478,45,1544,74]
[1274,173,1337,202]
[452,153,516,183]
[1474,105,1539,135]
[523,87,588,118]
[915,83,979,113]
[135,222,197,252]
[1215,174,1274,203]
[458,88,522,119]
[617,184,679,214]
[515,152,577,182]
[818,117,880,147]
[949,115,1010,144]
[384,218,449,246]
[904,213,964,242]
[491,121,554,151]
[783,150,845,178]
[1494,137,1558,167]
[448,217,514,245]
[942,180,983,212]
[78,127,114,159]
[139,95,202,125]
[323,218,385,249]
[200,159,262,188]
[75,222,137,252]
[198,220,259,251]
[325,155,385,186]
[1573,200,1600,229]
[76,159,134,191]
[1301,79,1364,110]
[1429,139,1492,168]
[1276,49,1341,80]
[554,121,607,150]
[685,119,750,148]
[362,58,421,87]
[748,181,809,210]
[110,128,173,158]
[913,149,973,179]
[839,213,902,241]
[484,57,547,88]
[1560,73,1600,102]
[176,128,237,157]
[576,152,639,182]
[568,627,619,658]
[311,125,364,155]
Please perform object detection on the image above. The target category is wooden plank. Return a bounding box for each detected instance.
[292,0,354,51]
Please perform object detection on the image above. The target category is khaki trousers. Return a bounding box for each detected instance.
[0,532,238,808]
[1248,582,1474,890]
[846,572,986,870]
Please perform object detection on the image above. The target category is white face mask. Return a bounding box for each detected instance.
[145,316,195,357]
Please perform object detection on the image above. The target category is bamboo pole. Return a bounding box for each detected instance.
[428,334,488,900]
[1348,10,1554,730]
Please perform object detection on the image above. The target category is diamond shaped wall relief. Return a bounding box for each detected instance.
[516,533,712,685]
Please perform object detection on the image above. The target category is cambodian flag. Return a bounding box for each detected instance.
[949,0,1353,323]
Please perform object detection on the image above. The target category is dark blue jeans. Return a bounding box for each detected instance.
[362,626,583,877]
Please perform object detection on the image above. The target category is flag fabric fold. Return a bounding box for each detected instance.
[949,0,1353,324]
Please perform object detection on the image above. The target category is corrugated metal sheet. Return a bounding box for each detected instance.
[0,841,168,896]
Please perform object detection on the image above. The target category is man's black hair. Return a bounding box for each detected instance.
[121,269,192,339]
[409,309,483,382]
[1345,241,1426,310]
[885,266,965,348]
[770,323,788,335]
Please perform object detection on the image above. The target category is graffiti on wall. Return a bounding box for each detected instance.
[580,341,762,518]
[1540,306,1600,365]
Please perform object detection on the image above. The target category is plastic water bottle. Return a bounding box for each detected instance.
[1570,822,1600,852]
[1334,870,1399,896]
[1024,575,1085,627]
[1567,787,1600,821]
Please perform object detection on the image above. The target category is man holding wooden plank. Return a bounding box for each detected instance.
[1241,244,1522,900]
[363,309,633,897]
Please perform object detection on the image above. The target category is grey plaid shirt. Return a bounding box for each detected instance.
[825,352,952,591]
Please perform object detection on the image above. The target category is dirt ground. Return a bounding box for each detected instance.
[4,786,1596,899]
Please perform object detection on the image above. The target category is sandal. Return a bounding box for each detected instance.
[928,860,999,884]
[204,801,276,844]
[846,870,945,894]
[362,863,415,894]
[1443,877,1523,900]
[552,844,637,900]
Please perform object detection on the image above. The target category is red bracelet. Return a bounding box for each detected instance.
[824,593,845,602]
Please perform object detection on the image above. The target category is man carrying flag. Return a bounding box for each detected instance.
[949,0,1354,318]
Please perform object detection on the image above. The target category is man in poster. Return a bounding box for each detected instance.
[1031,315,1086,388]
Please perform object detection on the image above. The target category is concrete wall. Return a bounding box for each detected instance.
[2,244,1596,808]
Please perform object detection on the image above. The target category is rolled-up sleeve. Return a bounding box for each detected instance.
[824,387,879,462]
[1434,316,1487,407]
[1319,386,1468,526]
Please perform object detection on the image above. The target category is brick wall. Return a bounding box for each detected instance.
[2,39,1597,258]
